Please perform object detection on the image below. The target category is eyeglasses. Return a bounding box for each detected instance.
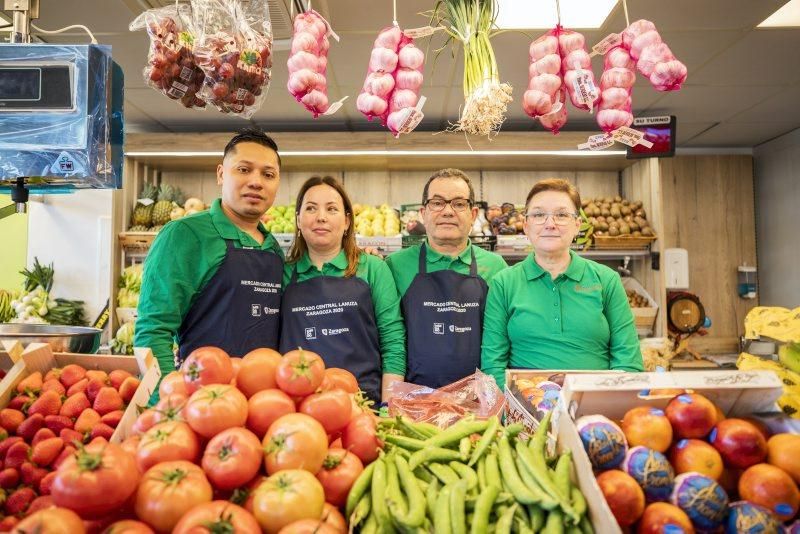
[525,211,578,225]
[424,197,473,212]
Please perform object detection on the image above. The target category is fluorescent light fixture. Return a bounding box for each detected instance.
[126,150,628,157]
[496,0,618,29]
[758,0,800,27]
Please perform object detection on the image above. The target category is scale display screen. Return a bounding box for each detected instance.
[626,115,677,159]
[0,64,73,110]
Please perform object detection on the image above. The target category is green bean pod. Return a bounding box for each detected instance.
[531,410,553,454]
[349,492,372,529]
[408,446,464,470]
[497,435,541,505]
[554,451,573,503]
[434,485,453,534]
[579,515,594,534]
[370,459,392,528]
[449,461,479,491]
[385,434,427,451]
[542,509,565,534]
[514,516,535,534]
[424,418,490,448]
[415,421,440,437]
[467,415,499,466]
[428,462,461,485]
[503,422,524,439]
[386,454,408,516]
[425,478,439,520]
[361,511,378,534]
[449,480,468,534]
[398,417,431,440]
[514,451,559,510]
[495,504,518,534]
[391,455,426,528]
[571,485,587,519]
[515,440,575,518]
[459,436,472,461]
[346,461,377,518]
[528,504,546,532]
[476,456,487,490]
[471,490,501,534]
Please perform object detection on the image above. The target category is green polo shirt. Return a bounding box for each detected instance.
[481,250,643,389]
[385,241,509,298]
[284,250,407,376]
[135,199,284,375]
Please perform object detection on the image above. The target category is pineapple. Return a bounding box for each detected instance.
[131,183,158,228]
[152,185,185,226]
[129,225,149,232]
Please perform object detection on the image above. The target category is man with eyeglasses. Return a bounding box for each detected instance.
[385,169,508,388]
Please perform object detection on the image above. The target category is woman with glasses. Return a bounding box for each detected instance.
[481,179,643,389]
[386,169,508,388]
[279,176,406,403]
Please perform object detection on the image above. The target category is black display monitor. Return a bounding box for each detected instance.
[626,115,676,159]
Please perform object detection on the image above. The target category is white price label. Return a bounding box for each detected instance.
[179,66,194,82]
[167,84,187,98]
[578,134,615,151]
[612,126,654,148]
[403,26,445,39]
[591,33,623,56]
[395,96,427,136]
[572,69,598,107]
[540,101,563,117]
[323,95,349,116]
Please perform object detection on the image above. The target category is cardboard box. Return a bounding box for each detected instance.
[622,277,658,336]
[0,343,161,443]
[559,370,784,534]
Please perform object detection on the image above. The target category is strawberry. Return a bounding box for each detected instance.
[94,387,123,416]
[86,370,109,383]
[0,409,24,434]
[74,409,101,434]
[0,437,23,461]
[0,468,19,489]
[37,472,57,496]
[27,390,62,418]
[31,437,63,467]
[118,377,141,404]
[31,428,56,447]
[20,461,48,488]
[59,428,84,447]
[15,371,42,395]
[16,413,45,442]
[59,364,87,389]
[41,378,66,396]
[4,442,30,470]
[59,392,90,419]
[44,415,73,435]
[0,516,19,531]
[86,378,106,404]
[90,423,115,441]
[27,495,55,514]
[5,487,36,516]
[109,369,134,390]
[89,436,109,447]
[7,395,32,412]
[43,368,61,382]
[100,410,124,428]
[66,378,89,397]
[53,444,76,469]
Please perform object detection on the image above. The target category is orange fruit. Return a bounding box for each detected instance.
[620,406,673,453]
[669,439,724,481]
[767,433,800,484]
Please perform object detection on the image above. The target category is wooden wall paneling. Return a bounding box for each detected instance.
[388,171,437,206]
[574,172,620,201]
[481,171,574,206]
[340,171,389,206]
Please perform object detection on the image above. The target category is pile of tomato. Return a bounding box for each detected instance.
[6,346,382,534]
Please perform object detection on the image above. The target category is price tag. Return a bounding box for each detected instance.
[395,96,427,136]
[578,134,615,151]
[540,100,563,117]
[403,26,445,39]
[323,95,349,116]
[571,67,599,107]
[612,126,654,148]
[590,33,623,56]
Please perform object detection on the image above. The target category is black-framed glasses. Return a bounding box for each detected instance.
[524,211,578,225]
[424,197,473,212]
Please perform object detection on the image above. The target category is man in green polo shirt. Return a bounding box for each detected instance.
[135,128,285,376]
[385,168,507,388]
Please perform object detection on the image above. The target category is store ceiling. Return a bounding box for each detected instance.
[5,0,799,148]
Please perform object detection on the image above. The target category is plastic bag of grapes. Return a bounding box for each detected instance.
[129,4,207,109]
[192,0,273,118]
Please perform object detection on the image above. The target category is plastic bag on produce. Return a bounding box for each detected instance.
[558,28,599,111]
[539,86,568,134]
[192,0,273,118]
[287,9,337,118]
[129,4,207,109]
[622,19,687,91]
[524,29,563,120]
[596,45,635,132]
[386,370,505,429]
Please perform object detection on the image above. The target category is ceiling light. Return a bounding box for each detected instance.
[126,150,627,157]
[496,0,618,29]
[758,0,800,27]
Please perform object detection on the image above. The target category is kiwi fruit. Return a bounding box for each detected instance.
[641,227,654,236]
[598,222,609,231]
[623,215,633,223]
[619,223,631,235]
[635,208,647,219]
[629,222,640,232]
[609,220,620,229]
[596,215,605,223]
[608,226,620,236]
[589,217,597,226]
[632,230,642,237]
[610,206,621,218]
[633,201,643,210]
[622,199,630,206]
[581,199,590,208]
[620,206,632,216]
[634,216,648,229]
[601,207,611,217]
[614,195,622,203]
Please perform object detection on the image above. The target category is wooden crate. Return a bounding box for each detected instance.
[593,235,657,249]
[0,344,160,444]
[118,231,157,250]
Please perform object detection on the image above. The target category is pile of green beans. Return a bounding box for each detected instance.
[345,411,593,534]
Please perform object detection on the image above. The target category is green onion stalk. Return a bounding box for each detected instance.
[435,0,512,137]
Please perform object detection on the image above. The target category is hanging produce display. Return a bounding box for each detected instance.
[430,0,512,137]
[7,259,85,326]
[597,45,636,132]
[287,9,336,118]
[622,19,687,92]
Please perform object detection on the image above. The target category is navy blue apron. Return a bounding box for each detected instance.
[402,244,488,388]
[279,265,382,403]
[177,240,283,362]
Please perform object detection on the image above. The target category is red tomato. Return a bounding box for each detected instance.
[120,435,141,458]
[349,392,377,420]
[320,503,346,534]
[252,470,325,534]
[231,358,242,380]
[131,409,159,436]
[246,389,296,439]
[329,437,343,449]
[277,519,339,534]
[158,371,188,398]
[299,389,352,434]
[172,501,260,534]
[324,368,359,394]
[315,449,364,507]
[237,348,282,398]
[101,520,154,534]
[11,507,85,533]
[181,347,234,394]
[51,441,140,518]
[152,393,187,425]
[135,460,213,533]
[275,349,325,397]
[341,413,382,464]
[232,475,268,514]
[185,385,248,439]
[263,413,328,475]
[136,420,200,472]
[201,427,262,490]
